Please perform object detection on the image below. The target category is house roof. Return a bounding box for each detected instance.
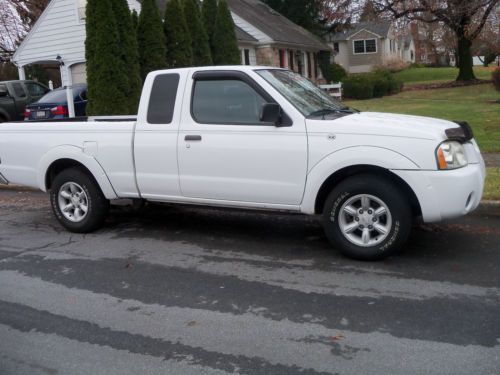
[227,0,330,50]
[235,25,258,43]
[330,21,392,41]
[154,0,328,49]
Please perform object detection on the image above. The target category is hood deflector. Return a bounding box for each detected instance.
[445,121,474,143]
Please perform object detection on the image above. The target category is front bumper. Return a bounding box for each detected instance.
[393,161,486,223]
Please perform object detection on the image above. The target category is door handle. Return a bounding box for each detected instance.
[185,135,202,141]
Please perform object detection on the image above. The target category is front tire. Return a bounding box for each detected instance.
[50,168,109,233]
[322,174,412,261]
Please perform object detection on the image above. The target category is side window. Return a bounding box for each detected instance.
[26,83,47,97]
[192,79,268,125]
[0,84,7,95]
[12,83,26,98]
[147,73,180,124]
[80,90,87,101]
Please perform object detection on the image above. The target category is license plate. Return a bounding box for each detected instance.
[36,111,46,118]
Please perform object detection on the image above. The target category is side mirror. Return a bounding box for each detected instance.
[0,89,8,98]
[260,103,282,126]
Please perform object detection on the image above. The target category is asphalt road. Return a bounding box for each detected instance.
[0,188,499,375]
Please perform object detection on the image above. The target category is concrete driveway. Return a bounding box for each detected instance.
[0,188,499,374]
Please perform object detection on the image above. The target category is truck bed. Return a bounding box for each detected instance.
[0,119,139,197]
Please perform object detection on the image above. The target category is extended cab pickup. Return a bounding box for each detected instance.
[0,66,486,260]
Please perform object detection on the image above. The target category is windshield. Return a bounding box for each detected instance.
[256,69,348,117]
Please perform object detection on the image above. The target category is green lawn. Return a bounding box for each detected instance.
[484,168,500,201]
[344,85,500,153]
[393,66,494,86]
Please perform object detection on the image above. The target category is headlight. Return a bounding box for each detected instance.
[436,141,468,170]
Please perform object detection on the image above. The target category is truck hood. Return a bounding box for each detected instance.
[308,111,459,141]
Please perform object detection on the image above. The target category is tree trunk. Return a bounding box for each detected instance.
[456,35,475,81]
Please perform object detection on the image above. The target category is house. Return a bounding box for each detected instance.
[410,22,454,66]
[327,21,415,73]
[12,0,331,90]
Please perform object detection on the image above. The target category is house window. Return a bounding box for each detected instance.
[288,51,294,70]
[353,39,377,54]
[77,0,87,22]
[244,49,250,65]
[333,43,339,53]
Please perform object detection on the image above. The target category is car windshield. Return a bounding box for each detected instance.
[256,69,353,117]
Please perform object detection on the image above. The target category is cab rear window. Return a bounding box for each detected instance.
[147,74,180,124]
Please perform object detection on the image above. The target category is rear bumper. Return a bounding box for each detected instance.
[393,162,486,223]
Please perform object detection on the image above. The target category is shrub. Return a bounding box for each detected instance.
[371,69,404,97]
[343,70,404,100]
[375,57,408,73]
[328,63,347,83]
[343,75,375,100]
[493,68,500,92]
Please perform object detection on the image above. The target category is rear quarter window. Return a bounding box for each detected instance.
[11,83,26,98]
[147,74,180,124]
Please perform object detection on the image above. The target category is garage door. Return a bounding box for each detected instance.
[71,63,87,84]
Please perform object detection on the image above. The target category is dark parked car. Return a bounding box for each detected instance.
[25,84,87,121]
[0,80,50,122]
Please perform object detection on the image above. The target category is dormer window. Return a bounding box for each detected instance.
[78,0,87,22]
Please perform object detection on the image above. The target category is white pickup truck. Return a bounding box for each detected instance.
[0,66,486,260]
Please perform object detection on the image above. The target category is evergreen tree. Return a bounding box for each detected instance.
[131,9,139,31]
[183,0,212,66]
[112,0,142,114]
[201,0,218,55]
[164,0,193,68]
[85,0,129,115]
[212,0,240,65]
[137,0,167,81]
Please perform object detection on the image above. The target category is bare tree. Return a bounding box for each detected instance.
[373,0,500,80]
[0,0,49,59]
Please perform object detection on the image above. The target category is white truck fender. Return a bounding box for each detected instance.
[37,145,118,199]
[300,146,420,214]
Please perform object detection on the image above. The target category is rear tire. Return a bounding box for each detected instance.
[50,168,109,233]
[322,174,412,261]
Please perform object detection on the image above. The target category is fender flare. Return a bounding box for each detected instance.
[301,146,420,214]
[37,145,118,199]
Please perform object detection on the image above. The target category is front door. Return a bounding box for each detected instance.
[177,70,308,206]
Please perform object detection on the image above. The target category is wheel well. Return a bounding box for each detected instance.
[45,159,94,190]
[314,165,422,217]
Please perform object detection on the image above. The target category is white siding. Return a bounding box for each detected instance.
[332,41,349,72]
[231,12,272,44]
[13,0,86,67]
[239,46,257,66]
[13,0,141,85]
